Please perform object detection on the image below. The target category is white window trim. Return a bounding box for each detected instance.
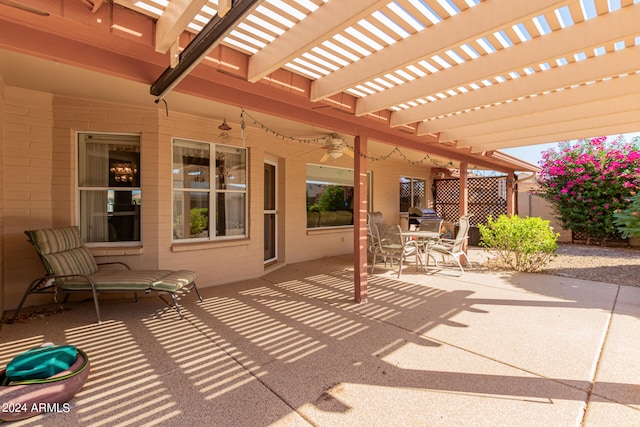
[400,175,427,213]
[76,131,142,247]
[171,137,249,243]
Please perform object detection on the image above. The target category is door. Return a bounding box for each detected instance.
[264,160,277,264]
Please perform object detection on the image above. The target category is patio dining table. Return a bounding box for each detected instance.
[401,230,441,270]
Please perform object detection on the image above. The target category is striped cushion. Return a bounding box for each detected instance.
[43,247,98,277]
[28,227,84,254]
[152,270,198,292]
[59,270,174,291]
[27,226,98,276]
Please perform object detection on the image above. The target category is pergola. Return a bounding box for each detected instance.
[131,0,637,149]
[0,0,637,301]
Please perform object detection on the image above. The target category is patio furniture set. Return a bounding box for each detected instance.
[368,212,473,277]
[10,216,470,326]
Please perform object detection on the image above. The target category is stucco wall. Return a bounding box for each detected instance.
[2,87,56,310]
[0,87,437,311]
[0,76,4,315]
[517,179,572,242]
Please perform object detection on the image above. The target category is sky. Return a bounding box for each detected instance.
[501,131,640,167]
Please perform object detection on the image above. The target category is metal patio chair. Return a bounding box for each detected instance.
[425,215,473,276]
[371,223,423,278]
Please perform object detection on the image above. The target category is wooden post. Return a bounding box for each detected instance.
[506,171,516,216]
[459,162,469,217]
[353,135,368,303]
[459,162,469,265]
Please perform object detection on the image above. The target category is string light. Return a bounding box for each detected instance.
[241,109,328,145]
[240,108,452,167]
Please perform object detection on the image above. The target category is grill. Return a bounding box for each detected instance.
[408,207,443,227]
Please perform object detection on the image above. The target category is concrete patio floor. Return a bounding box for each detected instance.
[1,253,639,426]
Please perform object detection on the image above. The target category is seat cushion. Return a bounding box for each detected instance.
[59,270,173,291]
[43,247,98,276]
[152,270,198,292]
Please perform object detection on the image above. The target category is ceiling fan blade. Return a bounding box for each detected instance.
[320,152,329,162]
[0,0,49,15]
[343,148,354,158]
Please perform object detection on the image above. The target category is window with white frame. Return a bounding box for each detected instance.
[400,176,426,212]
[78,133,141,244]
[172,139,247,240]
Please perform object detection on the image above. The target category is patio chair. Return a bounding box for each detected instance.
[12,226,202,323]
[425,215,472,276]
[371,223,423,278]
[415,218,444,255]
[367,212,384,243]
[367,212,387,264]
[418,218,444,234]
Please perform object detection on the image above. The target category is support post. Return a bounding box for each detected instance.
[354,135,368,303]
[506,171,516,216]
[459,162,469,265]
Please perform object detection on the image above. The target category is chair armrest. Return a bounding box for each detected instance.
[97,261,132,270]
[433,237,468,249]
[438,238,455,245]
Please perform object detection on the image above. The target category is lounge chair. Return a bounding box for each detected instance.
[12,226,202,323]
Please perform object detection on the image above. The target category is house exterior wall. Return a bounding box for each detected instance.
[0,76,4,315]
[0,86,435,311]
[2,87,56,310]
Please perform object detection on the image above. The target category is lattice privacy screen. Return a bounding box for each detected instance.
[571,230,627,245]
[434,176,507,226]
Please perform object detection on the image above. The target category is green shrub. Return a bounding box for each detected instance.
[189,207,209,236]
[613,193,640,238]
[478,215,558,272]
[309,185,348,212]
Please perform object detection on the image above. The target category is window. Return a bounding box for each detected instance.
[306,164,354,228]
[400,176,426,212]
[172,139,247,241]
[78,133,141,244]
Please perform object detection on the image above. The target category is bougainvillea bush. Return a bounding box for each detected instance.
[536,135,640,245]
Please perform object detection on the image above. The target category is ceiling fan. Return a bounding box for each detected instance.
[0,0,49,16]
[319,134,354,162]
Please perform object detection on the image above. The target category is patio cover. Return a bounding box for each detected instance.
[2,0,636,170]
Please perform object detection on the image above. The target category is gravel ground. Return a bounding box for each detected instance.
[474,243,640,288]
[541,243,640,287]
